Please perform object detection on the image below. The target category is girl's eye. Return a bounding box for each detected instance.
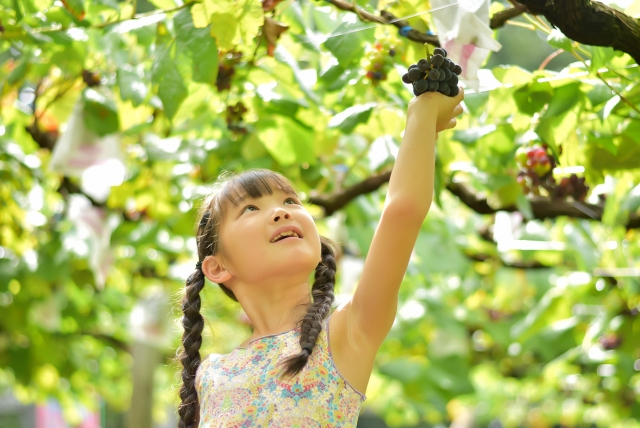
[242,198,299,213]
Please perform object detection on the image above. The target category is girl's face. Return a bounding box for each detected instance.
[214,188,322,290]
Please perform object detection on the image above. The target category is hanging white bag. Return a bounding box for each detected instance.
[49,92,126,203]
[430,0,502,92]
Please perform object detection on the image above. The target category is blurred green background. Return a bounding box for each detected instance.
[1,0,640,426]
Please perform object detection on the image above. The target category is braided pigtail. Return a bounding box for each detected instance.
[277,236,339,379]
[177,265,206,427]
[177,214,210,428]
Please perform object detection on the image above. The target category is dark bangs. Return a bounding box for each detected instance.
[217,169,299,219]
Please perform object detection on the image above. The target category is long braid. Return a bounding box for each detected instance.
[177,214,211,427]
[177,267,206,427]
[277,236,338,379]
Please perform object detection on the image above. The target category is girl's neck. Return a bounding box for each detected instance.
[232,284,312,346]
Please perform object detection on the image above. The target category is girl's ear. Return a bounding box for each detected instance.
[202,255,233,283]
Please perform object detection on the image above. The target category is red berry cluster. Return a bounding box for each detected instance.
[226,102,248,135]
[364,36,404,85]
[515,145,556,196]
[216,50,243,92]
[515,144,589,201]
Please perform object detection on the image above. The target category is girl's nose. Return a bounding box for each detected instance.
[273,208,291,221]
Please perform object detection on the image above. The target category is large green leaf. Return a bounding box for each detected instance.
[117,66,147,106]
[152,40,188,120]
[174,9,219,84]
[323,19,372,67]
[327,103,375,134]
[257,116,315,166]
[513,80,553,116]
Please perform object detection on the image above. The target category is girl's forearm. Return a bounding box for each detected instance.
[383,114,437,215]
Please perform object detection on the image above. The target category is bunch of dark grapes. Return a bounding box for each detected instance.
[216,50,243,92]
[82,69,101,87]
[551,174,589,202]
[402,47,461,97]
[226,102,248,135]
[364,35,404,85]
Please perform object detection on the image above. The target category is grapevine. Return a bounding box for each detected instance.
[401,46,462,97]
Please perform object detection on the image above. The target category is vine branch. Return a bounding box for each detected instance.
[307,169,640,229]
[515,0,640,64]
[322,0,527,47]
[324,0,640,63]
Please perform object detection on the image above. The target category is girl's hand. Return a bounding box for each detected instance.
[406,86,465,135]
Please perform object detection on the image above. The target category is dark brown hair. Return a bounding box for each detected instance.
[177,168,340,428]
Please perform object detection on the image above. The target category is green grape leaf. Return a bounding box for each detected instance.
[152,40,188,120]
[235,0,264,43]
[492,65,532,86]
[174,9,219,84]
[513,81,553,116]
[619,184,640,223]
[117,66,147,106]
[7,56,30,85]
[622,120,640,144]
[536,109,578,154]
[157,64,188,121]
[206,0,263,50]
[189,3,209,28]
[327,103,376,134]
[257,116,315,166]
[452,125,496,145]
[589,46,615,73]
[324,20,372,67]
[147,0,176,9]
[511,287,573,342]
[61,0,85,20]
[546,29,573,52]
[209,13,238,50]
[544,82,582,117]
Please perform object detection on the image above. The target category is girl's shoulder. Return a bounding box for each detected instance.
[195,352,225,391]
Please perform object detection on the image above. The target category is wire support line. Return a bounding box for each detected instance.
[283,1,461,48]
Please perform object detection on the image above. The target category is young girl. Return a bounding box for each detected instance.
[177,87,464,427]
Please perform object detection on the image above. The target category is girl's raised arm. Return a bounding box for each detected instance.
[342,89,464,353]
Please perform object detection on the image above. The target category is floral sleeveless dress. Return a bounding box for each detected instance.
[195,314,367,427]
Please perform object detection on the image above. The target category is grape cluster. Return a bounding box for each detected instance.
[226,102,248,135]
[516,144,556,196]
[364,35,404,85]
[515,144,589,201]
[515,145,553,177]
[402,47,461,97]
[216,50,243,92]
[82,69,101,87]
[599,333,622,350]
[551,174,589,202]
